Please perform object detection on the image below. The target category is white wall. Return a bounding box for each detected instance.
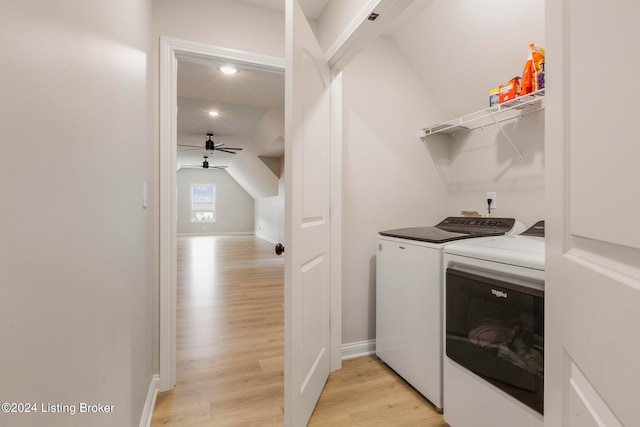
[226,141,281,199]
[315,0,372,52]
[152,0,285,57]
[177,169,254,235]
[0,1,154,426]
[255,158,285,245]
[252,107,285,156]
[425,111,546,227]
[248,106,285,246]
[341,36,449,343]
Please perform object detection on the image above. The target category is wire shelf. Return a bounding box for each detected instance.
[419,89,545,138]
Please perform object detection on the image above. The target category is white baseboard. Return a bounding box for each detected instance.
[177,231,254,237]
[341,339,376,360]
[255,234,279,245]
[139,374,160,427]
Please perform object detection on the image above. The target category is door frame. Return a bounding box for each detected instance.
[158,36,343,391]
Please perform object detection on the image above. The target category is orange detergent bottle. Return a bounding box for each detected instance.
[520,43,545,95]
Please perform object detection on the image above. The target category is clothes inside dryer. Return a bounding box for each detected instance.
[446,267,544,413]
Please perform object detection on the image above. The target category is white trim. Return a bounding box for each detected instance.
[138,374,160,427]
[159,33,345,403]
[255,234,279,246]
[164,37,285,71]
[177,231,255,237]
[325,0,418,70]
[159,36,178,392]
[324,0,381,62]
[342,339,376,360]
[569,361,623,427]
[159,36,286,393]
[330,70,343,372]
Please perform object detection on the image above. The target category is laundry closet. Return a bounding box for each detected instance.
[339,0,546,359]
[327,2,547,426]
[341,1,640,427]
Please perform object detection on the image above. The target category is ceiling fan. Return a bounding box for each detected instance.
[178,133,243,154]
[181,156,228,170]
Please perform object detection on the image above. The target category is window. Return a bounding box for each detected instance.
[191,184,215,223]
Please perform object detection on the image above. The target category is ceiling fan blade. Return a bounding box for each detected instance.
[199,166,228,170]
[217,149,238,154]
[221,147,242,151]
[214,142,224,147]
[181,164,227,170]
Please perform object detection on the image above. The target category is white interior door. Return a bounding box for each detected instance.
[284,0,332,425]
[546,1,640,426]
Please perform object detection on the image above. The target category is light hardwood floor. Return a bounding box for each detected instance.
[151,235,447,426]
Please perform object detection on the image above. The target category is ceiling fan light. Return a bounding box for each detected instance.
[219,66,237,75]
[208,111,219,117]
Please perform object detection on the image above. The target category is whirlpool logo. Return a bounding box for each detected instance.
[491,289,508,298]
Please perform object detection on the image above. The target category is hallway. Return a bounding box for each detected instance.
[152,236,285,425]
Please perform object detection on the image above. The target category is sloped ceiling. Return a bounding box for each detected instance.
[175,1,330,199]
[239,0,330,20]
[388,0,545,119]
[176,58,285,198]
[175,0,332,199]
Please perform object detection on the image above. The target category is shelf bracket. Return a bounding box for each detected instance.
[489,113,523,161]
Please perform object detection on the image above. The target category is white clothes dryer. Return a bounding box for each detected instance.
[442,221,545,427]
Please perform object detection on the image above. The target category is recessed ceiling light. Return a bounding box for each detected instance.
[220,66,237,75]
[208,111,220,117]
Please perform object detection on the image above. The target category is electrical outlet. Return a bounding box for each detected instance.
[486,192,496,209]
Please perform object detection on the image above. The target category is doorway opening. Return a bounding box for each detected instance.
[170,55,286,426]
[159,37,286,393]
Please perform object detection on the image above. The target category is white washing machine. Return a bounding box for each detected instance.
[376,217,524,410]
[442,221,545,427]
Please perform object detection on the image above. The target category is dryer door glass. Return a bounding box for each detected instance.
[446,268,544,414]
